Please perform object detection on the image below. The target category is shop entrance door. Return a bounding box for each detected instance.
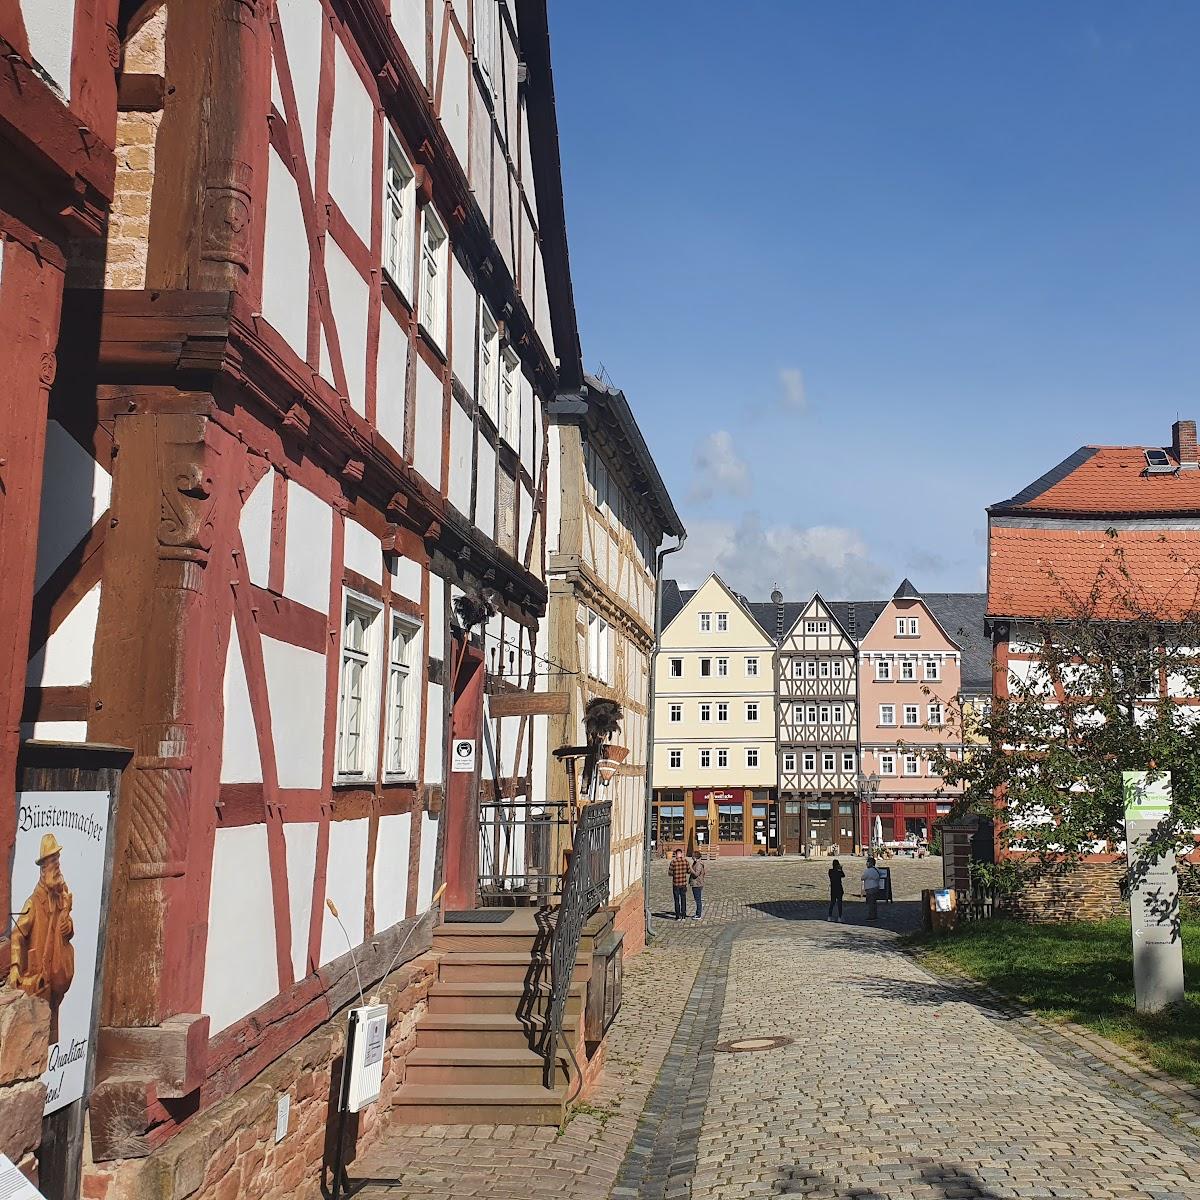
[805,799,832,854]
[782,801,803,854]
[837,802,856,855]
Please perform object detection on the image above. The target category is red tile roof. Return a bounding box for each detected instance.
[988,526,1200,619]
[994,446,1200,516]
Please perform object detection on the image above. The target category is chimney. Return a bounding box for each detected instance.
[1172,420,1198,470]
[770,588,784,641]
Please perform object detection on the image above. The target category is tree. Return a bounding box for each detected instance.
[925,537,1200,868]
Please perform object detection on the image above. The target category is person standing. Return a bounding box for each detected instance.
[861,856,882,921]
[689,852,707,920]
[827,858,845,921]
[668,848,690,920]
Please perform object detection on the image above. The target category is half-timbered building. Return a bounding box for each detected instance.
[8,0,612,1191]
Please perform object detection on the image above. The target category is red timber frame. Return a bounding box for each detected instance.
[0,0,117,925]
[29,0,560,1157]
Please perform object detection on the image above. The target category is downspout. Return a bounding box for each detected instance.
[642,533,687,945]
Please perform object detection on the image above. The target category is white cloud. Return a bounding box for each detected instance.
[689,431,749,502]
[670,512,891,600]
[779,367,806,412]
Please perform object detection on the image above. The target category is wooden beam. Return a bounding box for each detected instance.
[487,690,569,717]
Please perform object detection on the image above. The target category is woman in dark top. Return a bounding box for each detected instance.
[827,859,845,922]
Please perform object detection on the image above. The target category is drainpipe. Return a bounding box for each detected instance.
[642,533,687,946]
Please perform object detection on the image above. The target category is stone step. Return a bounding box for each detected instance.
[416,1012,578,1051]
[426,980,585,1017]
[431,909,614,955]
[436,951,592,986]
[404,1046,571,1087]
[389,1083,566,1126]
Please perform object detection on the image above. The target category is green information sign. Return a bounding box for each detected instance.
[1122,770,1172,821]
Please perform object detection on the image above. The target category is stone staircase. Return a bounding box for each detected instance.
[390,908,614,1126]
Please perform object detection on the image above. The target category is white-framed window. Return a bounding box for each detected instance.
[699,611,711,633]
[806,704,818,723]
[832,660,844,679]
[806,659,817,679]
[669,748,682,769]
[717,702,729,722]
[477,302,499,420]
[716,748,729,768]
[700,658,712,677]
[879,752,896,776]
[803,752,816,772]
[337,591,384,781]
[875,660,891,681]
[716,657,729,676]
[669,657,683,678]
[805,620,829,634]
[822,752,835,772]
[586,610,611,683]
[842,751,855,772]
[928,702,943,726]
[880,704,896,726]
[924,659,941,681]
[699,703,712,723]
[900,659,916,681]
[746,702,759,722]
[746,747,759,768]
[716,612,728,632]
[904,753,920,776]
[793,660,804,679]
[897,616,919,637]
[903,704,919,726]
[928,759,942,778]
[383,130,415,296]
[669,703,683,723]
[474,0,499,97]
[819,660,830,678]
[832,704,844,723]
[419,206,448,349]
[383,613,420,779]
[699,748,711,769]
[499,347,519,445]
[819,705,831,724]
[745,656,759,676]
[783,752,796,772]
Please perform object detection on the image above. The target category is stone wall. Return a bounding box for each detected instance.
[610,882,646,958]
[1007,862,1126,923]
[83,953,437,1200]
[0,988,50,1186]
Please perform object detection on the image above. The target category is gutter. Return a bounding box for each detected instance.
[642,533,687,945]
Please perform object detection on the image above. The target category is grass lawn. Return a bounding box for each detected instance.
[907,911,1200,1086]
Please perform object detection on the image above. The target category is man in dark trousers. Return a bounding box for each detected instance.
[668,848,690,919]
[689,852,707,920]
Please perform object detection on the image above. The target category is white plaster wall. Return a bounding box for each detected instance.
[34,422,111,590]
[25,582,99,688]
[518,481,533,565]
[329,40,375,243]
[476,437,496,541]
[275,0,321,177]
[324,237,370,415]
[468,78,491,197]
[448,403,473,517]
[283,480,332,613]
[377,304,409,455]
[492,138,514,277]
[519,208,535,311]
[262,147,311,360]
[533,244,552,356]
[441,29,469,172]
[239,471,273,588]
[519,373,535,478]
[220,632,262,784]
[416,813,439,911]
[23,0,74,99]
[424,681,444,785]
[499,711,519,779]
[262,636,326,788]
[320,818,369,964]
[450,258,475,397]
[530,712,548,806]
[344,517,380,582]
[391,0,425,81]
[283,821,318,980]
[413,357,444,488]
[389,553,423,605]
[373,812,412,932]
[202,825,279,1034]
[428,572,445,660]
[21,721,87,742]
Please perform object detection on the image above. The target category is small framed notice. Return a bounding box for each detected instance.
[0,1154,45,1200]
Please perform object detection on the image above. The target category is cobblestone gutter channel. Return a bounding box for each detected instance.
[610,924,741,1200]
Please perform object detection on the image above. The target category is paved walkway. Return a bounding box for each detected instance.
[356,859,1200,1199]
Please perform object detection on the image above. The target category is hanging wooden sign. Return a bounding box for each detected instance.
[486,690,570,717]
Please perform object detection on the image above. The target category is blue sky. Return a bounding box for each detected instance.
[548,1,1200,601]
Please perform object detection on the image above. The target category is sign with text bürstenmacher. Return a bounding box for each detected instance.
[1121,771,1184,1014]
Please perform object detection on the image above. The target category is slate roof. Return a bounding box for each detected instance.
[990,445,1200,517]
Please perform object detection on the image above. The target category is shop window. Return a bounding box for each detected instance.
[718,804,744,841]
[658,804,684,843]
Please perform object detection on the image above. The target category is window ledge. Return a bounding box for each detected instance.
[417,320,447,364]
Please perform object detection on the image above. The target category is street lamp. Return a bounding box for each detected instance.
[857,771,880,853]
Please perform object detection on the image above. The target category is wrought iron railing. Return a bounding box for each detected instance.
[538,800,611,1088]
[478,799,569,906]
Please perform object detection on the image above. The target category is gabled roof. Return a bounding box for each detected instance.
[893,578,921,600]
[990,445,1200,518]
[923,593,991,691]
[659,574,774,643]
[773,592,855,646]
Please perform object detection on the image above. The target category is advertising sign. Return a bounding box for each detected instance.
[10,790,111,1115]
[1121,770,1184,1014]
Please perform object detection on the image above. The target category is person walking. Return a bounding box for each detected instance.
[689,852,707,920]
[861,856,882,921]
[669,848,689,920]
[827,858,845,921]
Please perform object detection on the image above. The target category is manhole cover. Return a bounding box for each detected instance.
[714,1035,793,1054]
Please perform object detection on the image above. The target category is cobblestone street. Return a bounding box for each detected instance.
[356,859,1200,1199]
